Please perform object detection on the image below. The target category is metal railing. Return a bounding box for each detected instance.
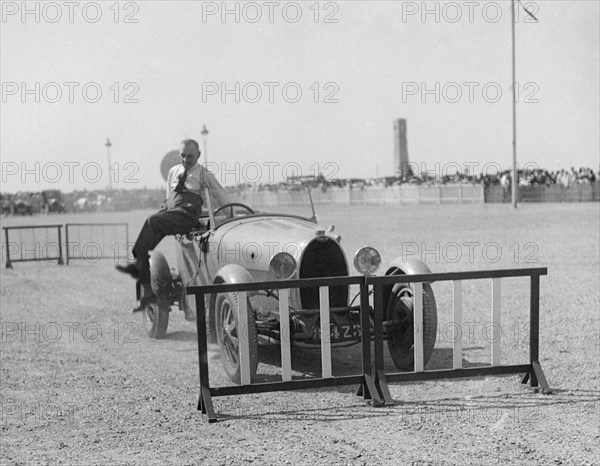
[64,222,129,265]
[3,225,64,268]
[2,223,129,267]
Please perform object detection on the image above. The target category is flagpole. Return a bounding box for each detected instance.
[511,0,518,209]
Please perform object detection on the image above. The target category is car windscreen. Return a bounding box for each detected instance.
[207,184,316,227]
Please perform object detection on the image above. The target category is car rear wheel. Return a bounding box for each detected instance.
[386,283,437,371]
[144,300,170,339]
[215,292,258,384]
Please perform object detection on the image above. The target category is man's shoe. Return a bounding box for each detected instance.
[115,262,141,279]
[132,295,156,313]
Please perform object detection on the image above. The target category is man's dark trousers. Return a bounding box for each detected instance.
[132,208,197,284]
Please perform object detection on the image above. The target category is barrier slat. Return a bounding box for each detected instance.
[491,278,501,366]
[319,286,332,378]
[414,282,424,372]
[453,280,463,369]
[279,289,292,382]
[238,292,251,385]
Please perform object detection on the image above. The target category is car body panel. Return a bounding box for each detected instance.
[166,184,434,359]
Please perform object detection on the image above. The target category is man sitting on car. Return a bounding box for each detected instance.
[116,138,229,311]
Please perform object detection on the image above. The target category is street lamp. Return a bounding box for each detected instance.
[105,138,113,195]
[201,124,209,165]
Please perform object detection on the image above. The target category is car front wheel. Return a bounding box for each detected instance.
[215,292,258,384]
[386,283,437,371]
[144,300,170,339]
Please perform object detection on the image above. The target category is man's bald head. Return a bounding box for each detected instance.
[179,139,201,169]
[180,139,200,153]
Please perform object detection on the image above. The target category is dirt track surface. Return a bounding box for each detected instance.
[1,203,599,465]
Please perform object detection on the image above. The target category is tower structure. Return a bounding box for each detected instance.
[393,119,409,178]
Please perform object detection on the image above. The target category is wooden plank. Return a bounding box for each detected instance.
[491,278,501,366]
[319,286,332,378]
[278,289,292,382]
[453,280,463,369]
[238,292,251,385]
[414,282,424,372]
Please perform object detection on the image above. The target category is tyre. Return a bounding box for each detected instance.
[386,282,437,371]
[215,292,258,384]
[143,299,170,339]
[149,251,175,302]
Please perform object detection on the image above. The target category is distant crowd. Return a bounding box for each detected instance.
[1,166,598,215]
[0,188,164,216]
[233,166,599,191]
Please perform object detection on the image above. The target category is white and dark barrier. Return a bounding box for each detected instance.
[2,223,129,267]
[188,267,549,422]
[64,222,129,264]
[3,224,64,268]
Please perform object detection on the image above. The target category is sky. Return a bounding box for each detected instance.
[1,0,599,192]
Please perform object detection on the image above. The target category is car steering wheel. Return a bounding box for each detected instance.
[213,203,255,218]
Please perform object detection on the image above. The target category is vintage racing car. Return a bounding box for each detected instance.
[141,184,438,383]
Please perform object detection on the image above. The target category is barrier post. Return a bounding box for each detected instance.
[356,281,379,402]
[521,273,551,393]
[372,281,392,406]
[195,290,217,422]
[65,224,70,265]
[57,225,64,265]
[4,228,12,269]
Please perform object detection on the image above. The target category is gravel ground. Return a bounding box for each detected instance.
[1,203,599,465]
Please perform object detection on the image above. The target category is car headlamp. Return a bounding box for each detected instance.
[353,246,381,276]
[269,252,297,280]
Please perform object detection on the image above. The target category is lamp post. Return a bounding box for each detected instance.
[511,0,518,209]
[105,138,113,195]
[201,124,209,165]
[510,0,538,209]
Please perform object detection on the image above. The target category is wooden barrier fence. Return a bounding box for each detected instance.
[188,267,549,422]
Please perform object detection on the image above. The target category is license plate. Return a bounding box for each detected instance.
[313,323,361,341]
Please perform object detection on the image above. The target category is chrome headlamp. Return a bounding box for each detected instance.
[353,246,381,276]
[269,252,297,280]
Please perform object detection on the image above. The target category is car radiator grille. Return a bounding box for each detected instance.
[298,238,348,309]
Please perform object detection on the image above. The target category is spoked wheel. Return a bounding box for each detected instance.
[386,283,437,371]
[215,292,258,384]
[144,299,170,339]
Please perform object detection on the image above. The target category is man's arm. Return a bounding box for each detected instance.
[166,168,173,199]
[200,166,232,207]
